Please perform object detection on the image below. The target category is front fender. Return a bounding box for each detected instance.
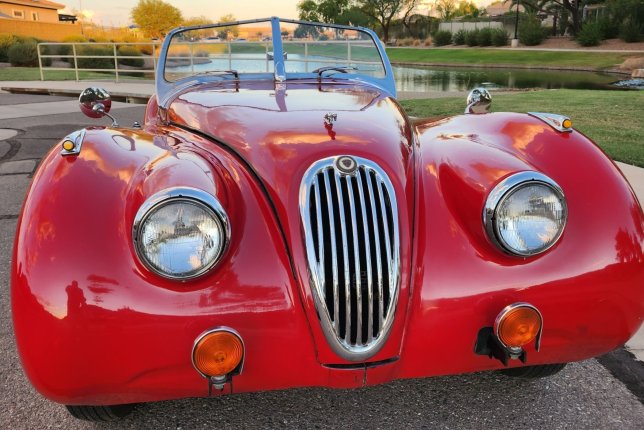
[11,126,321,404]
[399,112,644,377]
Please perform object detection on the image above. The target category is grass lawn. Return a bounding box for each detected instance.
[0,67,150,81]
[387,48,635,71]
[400,89,644,167]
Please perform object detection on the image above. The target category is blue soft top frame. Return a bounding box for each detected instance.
[156,17,396,108]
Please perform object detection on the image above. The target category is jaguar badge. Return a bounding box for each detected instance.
[336,156,357,175]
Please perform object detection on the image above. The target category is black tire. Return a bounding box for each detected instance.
[65,403,138,421]
[499,363,567,378]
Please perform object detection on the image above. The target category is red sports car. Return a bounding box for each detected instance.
[11,18,644,421]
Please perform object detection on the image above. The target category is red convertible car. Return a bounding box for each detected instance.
[11,18,644,421]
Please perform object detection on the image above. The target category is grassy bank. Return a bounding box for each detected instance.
[400,89,644,167]
[387,48,635,71]
[0,67,149,81]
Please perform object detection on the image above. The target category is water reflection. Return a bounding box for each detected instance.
[393,66,623,92]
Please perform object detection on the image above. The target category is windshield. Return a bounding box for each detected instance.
[163,18,386,82]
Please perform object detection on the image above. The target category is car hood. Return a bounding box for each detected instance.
[167,80,414,212]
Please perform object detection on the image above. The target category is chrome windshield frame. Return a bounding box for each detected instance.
[156,16,395,109]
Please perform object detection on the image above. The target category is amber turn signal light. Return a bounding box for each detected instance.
[62,140,75,152]
[494,304,542,350]
[192,329,244,378]
[562,119,572,129]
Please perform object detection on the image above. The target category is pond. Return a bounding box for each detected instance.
[392,65,633,92]
[167,55,635,92]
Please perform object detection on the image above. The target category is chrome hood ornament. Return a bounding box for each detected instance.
[465,88,492,114]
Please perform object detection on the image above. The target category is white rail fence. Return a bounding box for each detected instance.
[36,40,377,82]
[37,42,161,82]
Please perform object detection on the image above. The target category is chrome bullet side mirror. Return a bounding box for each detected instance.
[79,87,119,126]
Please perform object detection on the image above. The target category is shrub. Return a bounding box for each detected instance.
[76,45,113,69]
[423,37,433,47]
[577,21,603,47]
[519,20,546,46]
[433,30,452,46]
[453,29,466,45]
[597,17,620,39]
[491,28,509,46]
[117,45,144,67]
[0,34,38,62]
[477,28,493,46]
[8,41,49,67]
[397,38,414,46]
[412,38,422,46]
[57,34,88,62]
[620,20,643,43]
[0,34,18,62]
[464,29,480,46]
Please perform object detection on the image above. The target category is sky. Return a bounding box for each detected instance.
[58,0,300,27]
[58,0,495,28]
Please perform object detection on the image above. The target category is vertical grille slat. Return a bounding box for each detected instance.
[301,156,400,361]
[346,175,361,345]
[313,177,325,290]
[377,181,393,311]
[322,169,339,329]
[355,169,372,345]
[365,170,383,339]
[334,171,351,343]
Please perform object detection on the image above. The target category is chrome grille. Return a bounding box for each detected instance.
[300,156,400,361]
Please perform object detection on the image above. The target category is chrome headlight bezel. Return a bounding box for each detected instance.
[484,171,567,257]
[132,187,230,280]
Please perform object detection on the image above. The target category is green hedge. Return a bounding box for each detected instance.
[519,20,547,46]
[464,29,480,46]
[577,22,603,47]
[433,30,452,46]
[453,29,466,45]
[117,46,144,68]
[76,46,113,70]
[491,28,509,46]
[620,20,643,42]
[7,41,51,67]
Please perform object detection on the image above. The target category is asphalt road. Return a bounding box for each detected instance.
[1,93,643,429]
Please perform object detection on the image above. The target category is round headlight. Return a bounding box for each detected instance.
[484,172,567,256]
[134,188,229,279]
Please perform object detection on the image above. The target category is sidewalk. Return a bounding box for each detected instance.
[0,80,153,103]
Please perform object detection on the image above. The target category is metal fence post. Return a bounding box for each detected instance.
[190,42,195,74]
[72,44,79,81]
[152,43,157,78]
[113,43,119,82]
[37,44,44,81]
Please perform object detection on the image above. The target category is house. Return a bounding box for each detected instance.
[485,1,525,17]
[0,0,66,23]
[0,0,80,41]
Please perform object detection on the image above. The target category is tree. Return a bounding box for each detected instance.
[297,0,322,22]
[131,0,183,39]
[505,0,589,35]
[217,14,239,40]
[435,0,458,20]
[400,0,420,36]
[182,16,214,40]
[358,0,417,42]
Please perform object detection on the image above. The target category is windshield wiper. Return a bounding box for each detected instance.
[193,69,239,80]
[313,66,358,81]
